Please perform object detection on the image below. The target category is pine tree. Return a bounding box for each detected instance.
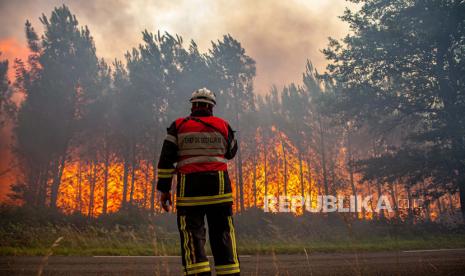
[208,34,256,212]
[13,5,100,208]
[323,0,465,220]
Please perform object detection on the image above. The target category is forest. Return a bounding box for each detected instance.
[0,0,464,227]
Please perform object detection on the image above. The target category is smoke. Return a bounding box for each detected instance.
[216,0,349,92]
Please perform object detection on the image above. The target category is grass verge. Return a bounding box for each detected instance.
[1,225,465,256]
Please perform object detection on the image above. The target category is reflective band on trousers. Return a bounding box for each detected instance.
[185,261,211,275]
[177,156,228,167]
[216,263,240,275]
[177,193,233,206]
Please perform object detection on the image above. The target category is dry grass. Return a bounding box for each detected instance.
[1,206,465,256]
[1,222,465,256]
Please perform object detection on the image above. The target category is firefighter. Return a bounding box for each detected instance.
[157,88,240,276]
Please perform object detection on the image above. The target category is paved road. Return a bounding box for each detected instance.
[1,249,465,275]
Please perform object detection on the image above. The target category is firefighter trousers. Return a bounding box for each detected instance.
[177,203,240,275]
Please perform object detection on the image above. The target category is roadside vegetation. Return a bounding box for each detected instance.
[1,205,464,256]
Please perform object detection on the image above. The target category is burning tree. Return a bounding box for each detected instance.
[13,6,100,209]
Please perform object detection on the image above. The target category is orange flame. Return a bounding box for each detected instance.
[0,38,30,82]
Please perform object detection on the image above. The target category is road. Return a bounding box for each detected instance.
[1,249,465,275]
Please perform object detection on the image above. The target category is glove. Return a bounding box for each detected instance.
[160,192,172,212]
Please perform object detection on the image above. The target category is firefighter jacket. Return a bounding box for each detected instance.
[156,109,238,207]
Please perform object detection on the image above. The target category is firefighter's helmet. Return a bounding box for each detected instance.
[190,88,216,106]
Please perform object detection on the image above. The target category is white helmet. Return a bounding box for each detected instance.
[190,88,216,106]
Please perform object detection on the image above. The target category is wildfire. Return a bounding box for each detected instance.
[54,128,320,216]
[58,160,157,216]
[51,128,456,220]
[234,127,319,214]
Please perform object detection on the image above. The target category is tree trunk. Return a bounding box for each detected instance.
[37,162,49,207]
[419,181,430,221]
[264,145,268,205]
[389,182,399,219]
[376,180,384,219]
[276,150,281,208]
[372,140,384,220]
[364,180,371,219]
[318,115,329,196]
[102,149,110,215]
[458,182,465,223]
[435,43,463,221]
[122,157,129,208]
[233,90,244,212]
[236,140,245,212]
[281,137,288,198]
[129,143,136,205]
[437,197,443,216]
[151,160,157,213]
[448,193,455,214]
[406,185,414,222]
[143,161,149,208]
[50,153,66,209]
[424,199,431,222]
[234,158,240,212]
[306,157,313,207]
[252,148,257,207]
[129,166,136,205]
[330,160,336,196]
[299,148,304,209]
[77,162,83,213]
[88,161,97,218]
[347,130,358,218]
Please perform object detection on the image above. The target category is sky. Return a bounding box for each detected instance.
[0,0,353,201]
